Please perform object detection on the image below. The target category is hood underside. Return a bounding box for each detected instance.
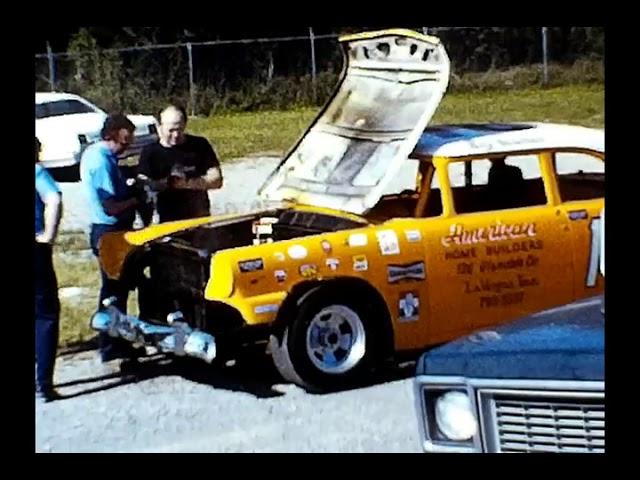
[258,29,450,215]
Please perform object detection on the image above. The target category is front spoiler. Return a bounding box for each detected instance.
[90,298,217,363]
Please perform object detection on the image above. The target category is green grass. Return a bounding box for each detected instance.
[54,235,139,351]
[189,84,604,161]
[55,83,603,349]
[54,243,100,350]
[189,108,318,160]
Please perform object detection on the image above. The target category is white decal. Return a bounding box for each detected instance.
[274,270,287,283]
[288,245,308,260]
[353,255,368,272]
[348,233,368,247]
[321,240,332,254]
[405,230,422,243]
[398,292,419,322]
[254,304,279,314]
[326,258,340,271]
[376,230,400,255]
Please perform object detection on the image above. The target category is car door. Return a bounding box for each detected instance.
[423,153,575,341]
[552,151,605,298]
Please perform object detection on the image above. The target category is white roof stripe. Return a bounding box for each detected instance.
[413,122,604,158]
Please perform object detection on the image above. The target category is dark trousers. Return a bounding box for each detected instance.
[90,223,137,362]
[35,243,60,390]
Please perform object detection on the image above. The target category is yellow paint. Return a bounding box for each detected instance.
[101,148,604,354]
[339,28,441,45]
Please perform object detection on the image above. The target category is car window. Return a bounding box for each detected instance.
[36,100,97,119]
[554,152,604,202]
[424,168,443,217]
[447,154,546,214]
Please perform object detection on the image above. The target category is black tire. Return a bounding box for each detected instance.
[271,287,382,392]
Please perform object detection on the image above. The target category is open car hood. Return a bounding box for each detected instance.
[258,29,450,215]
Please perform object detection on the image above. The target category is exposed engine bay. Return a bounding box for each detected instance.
[119,209,367,348]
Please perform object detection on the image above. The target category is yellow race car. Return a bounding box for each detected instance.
[92,29,604,391]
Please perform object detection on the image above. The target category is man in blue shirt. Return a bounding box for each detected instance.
[35,137,63,402]
[80,114,143,365]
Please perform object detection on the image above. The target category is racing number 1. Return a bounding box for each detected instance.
[586,216,602,287]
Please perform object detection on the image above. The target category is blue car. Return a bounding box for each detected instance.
[414,294,604,453]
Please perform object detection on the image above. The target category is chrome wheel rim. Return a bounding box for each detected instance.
[305,305,366,374]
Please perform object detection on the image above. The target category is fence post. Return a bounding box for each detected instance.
[422,27,429,35]
[187,42,195,116]
[542,27,549,86]
[309,27,317,102]
[46,41,56,91]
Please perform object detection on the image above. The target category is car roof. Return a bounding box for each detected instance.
[35,92,89,104]
[412,122,604,159]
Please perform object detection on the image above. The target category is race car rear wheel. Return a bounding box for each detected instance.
[271,287,381,392]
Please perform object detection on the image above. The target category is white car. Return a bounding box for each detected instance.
[35,92,158,180]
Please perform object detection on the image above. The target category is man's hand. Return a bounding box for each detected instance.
[168,166,223,191]
[137,174,168,192]
[168,175,188,189]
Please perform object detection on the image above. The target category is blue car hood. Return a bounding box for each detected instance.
[418,296,604,381]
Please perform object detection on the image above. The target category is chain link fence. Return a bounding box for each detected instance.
[35,27,604,115]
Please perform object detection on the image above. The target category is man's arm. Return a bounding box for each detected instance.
[102,196,139,217]
[172,165,223,190]
[94,162,139,217]
[171,137,223,191]
[36,192,63,244]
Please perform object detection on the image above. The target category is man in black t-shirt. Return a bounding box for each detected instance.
[137,105,223,224]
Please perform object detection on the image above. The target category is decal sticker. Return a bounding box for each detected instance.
[273,252,286,262]
[387,262,426,283]
[569,210,588,221]
[252,222,274,235]
[254,304,279,314]
[239,258,264,273]
[321,240,332,254]
[348,233,368,247]
[288,245,308,260]
[376,230,400,255]
[299,264,319,279]
[405,230,422,243]
[353,255,368,272]
[326,258,340,271]
[274,269,287,283]
[398,292,419,322]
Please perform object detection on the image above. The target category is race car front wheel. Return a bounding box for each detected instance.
[270,287,380,392]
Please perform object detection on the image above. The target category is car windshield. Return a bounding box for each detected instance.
[36,99,98,119]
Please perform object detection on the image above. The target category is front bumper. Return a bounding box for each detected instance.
[90,298,217,363]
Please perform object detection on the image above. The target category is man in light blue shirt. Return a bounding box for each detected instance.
[35,137,63,402]
[80,113,142,365]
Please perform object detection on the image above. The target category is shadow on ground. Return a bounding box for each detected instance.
[53,346,417,401]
